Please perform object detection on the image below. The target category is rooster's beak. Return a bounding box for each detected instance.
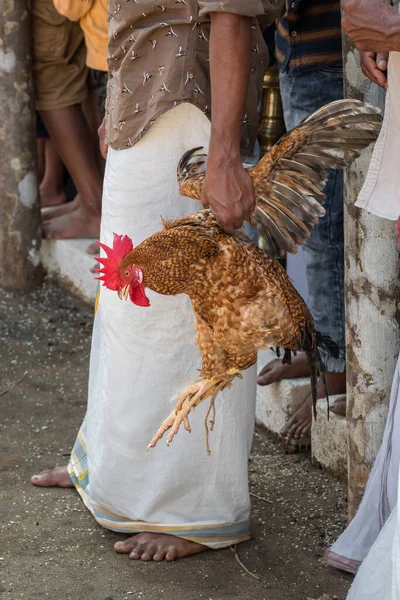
[117,285,130,301]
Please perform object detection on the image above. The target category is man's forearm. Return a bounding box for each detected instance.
[199,11,255,234]
[208,12,252,160]
[342,0,400,52]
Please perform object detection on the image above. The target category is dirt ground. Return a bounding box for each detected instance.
[0,281,353,600]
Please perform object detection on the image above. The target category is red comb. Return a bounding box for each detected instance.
[95,233,134,290]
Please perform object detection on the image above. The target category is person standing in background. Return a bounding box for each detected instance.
[32,0,103,241]
[51,0,108,255]
[258,0,347,440]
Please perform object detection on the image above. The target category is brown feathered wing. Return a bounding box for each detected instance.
[177,99,382,256]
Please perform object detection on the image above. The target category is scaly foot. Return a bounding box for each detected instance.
[148,374,238,451]
[257,353,310,386]
[31,466,73,487]
[114,532,206,561]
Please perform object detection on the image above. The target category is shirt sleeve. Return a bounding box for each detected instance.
[198,0,285,19]
[53,0,92,22]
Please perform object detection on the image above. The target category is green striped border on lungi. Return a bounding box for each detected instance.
[67,430,251,548]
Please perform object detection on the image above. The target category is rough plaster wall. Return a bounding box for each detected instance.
[344,39,400,518]
[0,0,43,289]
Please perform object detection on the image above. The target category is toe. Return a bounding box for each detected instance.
[286,420,301,439]
[257,364,274,386]
[141,544,158,561]
[300,423,312,439]
[86,241,99,255]
[129,545,145,560]
[153,549,168,562]
[257,373,273,386]
[166,547,178,561]
[114,539,136,554]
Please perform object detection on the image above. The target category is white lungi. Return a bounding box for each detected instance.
[67,103,257,548]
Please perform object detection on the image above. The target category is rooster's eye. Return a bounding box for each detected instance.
[124,270,130,278]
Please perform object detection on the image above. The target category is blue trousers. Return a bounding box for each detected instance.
[279,63,345,373]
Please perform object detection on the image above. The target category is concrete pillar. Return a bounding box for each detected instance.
[344,38,400,519]
[0,0,43,290]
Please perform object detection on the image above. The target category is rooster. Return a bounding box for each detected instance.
[96,100,381,452]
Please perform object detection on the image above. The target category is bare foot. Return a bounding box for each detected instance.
[31,466,73,487]
[114,532,207,562]
[87,240,100,273]
[41,196,79,219]
[40,190,67,208]
[280,394,312,440]
[330,395,346,417]
[257,353,310,386]
[86,241,99,254]
[43,204,101,240]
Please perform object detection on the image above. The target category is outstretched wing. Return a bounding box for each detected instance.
[177,99,382,256]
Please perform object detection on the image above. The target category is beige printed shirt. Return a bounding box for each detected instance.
[105,0,284,153]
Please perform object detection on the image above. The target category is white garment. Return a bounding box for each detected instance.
[327,359,400,573]
[68,103,257,548]
[329,52,400,599]
[356,52,400,220]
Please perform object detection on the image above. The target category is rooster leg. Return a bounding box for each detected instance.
[147,369,241,451]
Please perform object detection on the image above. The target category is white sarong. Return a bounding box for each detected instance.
[356,52,400,220]
[326,52,400,598]
[67,103,257,548]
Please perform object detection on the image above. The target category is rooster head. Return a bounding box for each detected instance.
[94,233,150,307]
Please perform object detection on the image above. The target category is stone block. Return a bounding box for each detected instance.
[311,396,348,481]
[41,239,97,305]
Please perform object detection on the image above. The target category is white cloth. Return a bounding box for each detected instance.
[328,51,400,599]
[356,52,400,220]
[68,103,257,548]
[327,359,400,573]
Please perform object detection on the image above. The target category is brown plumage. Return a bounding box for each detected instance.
[178,100,382,256]
[98,99,381,452]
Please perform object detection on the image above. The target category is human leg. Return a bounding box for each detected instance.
[33,105,256,560]
[39,138,66,208]
[40,104,102,238]
[32,3,102,238]
[258,64,346,439]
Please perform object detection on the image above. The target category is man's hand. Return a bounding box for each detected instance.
[98,118,108,160]
[205,12,253,235]
[201,143,255,234]
[342,0,400,52]
[360,52,389,88]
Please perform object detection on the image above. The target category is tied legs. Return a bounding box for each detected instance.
[147,369,242,454]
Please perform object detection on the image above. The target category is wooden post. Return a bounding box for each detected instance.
[344,39,400,519]
[0,0,43,290]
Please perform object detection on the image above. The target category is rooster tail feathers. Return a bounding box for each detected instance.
[177,147,207,200]
[305,350,319,420]
[316,332,340,360]
[303,331,340,420]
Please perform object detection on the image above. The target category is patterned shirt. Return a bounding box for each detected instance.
[105,0,285,153]
[275,0,342,72]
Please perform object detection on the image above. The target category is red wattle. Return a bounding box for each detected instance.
[129,283,150,307]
